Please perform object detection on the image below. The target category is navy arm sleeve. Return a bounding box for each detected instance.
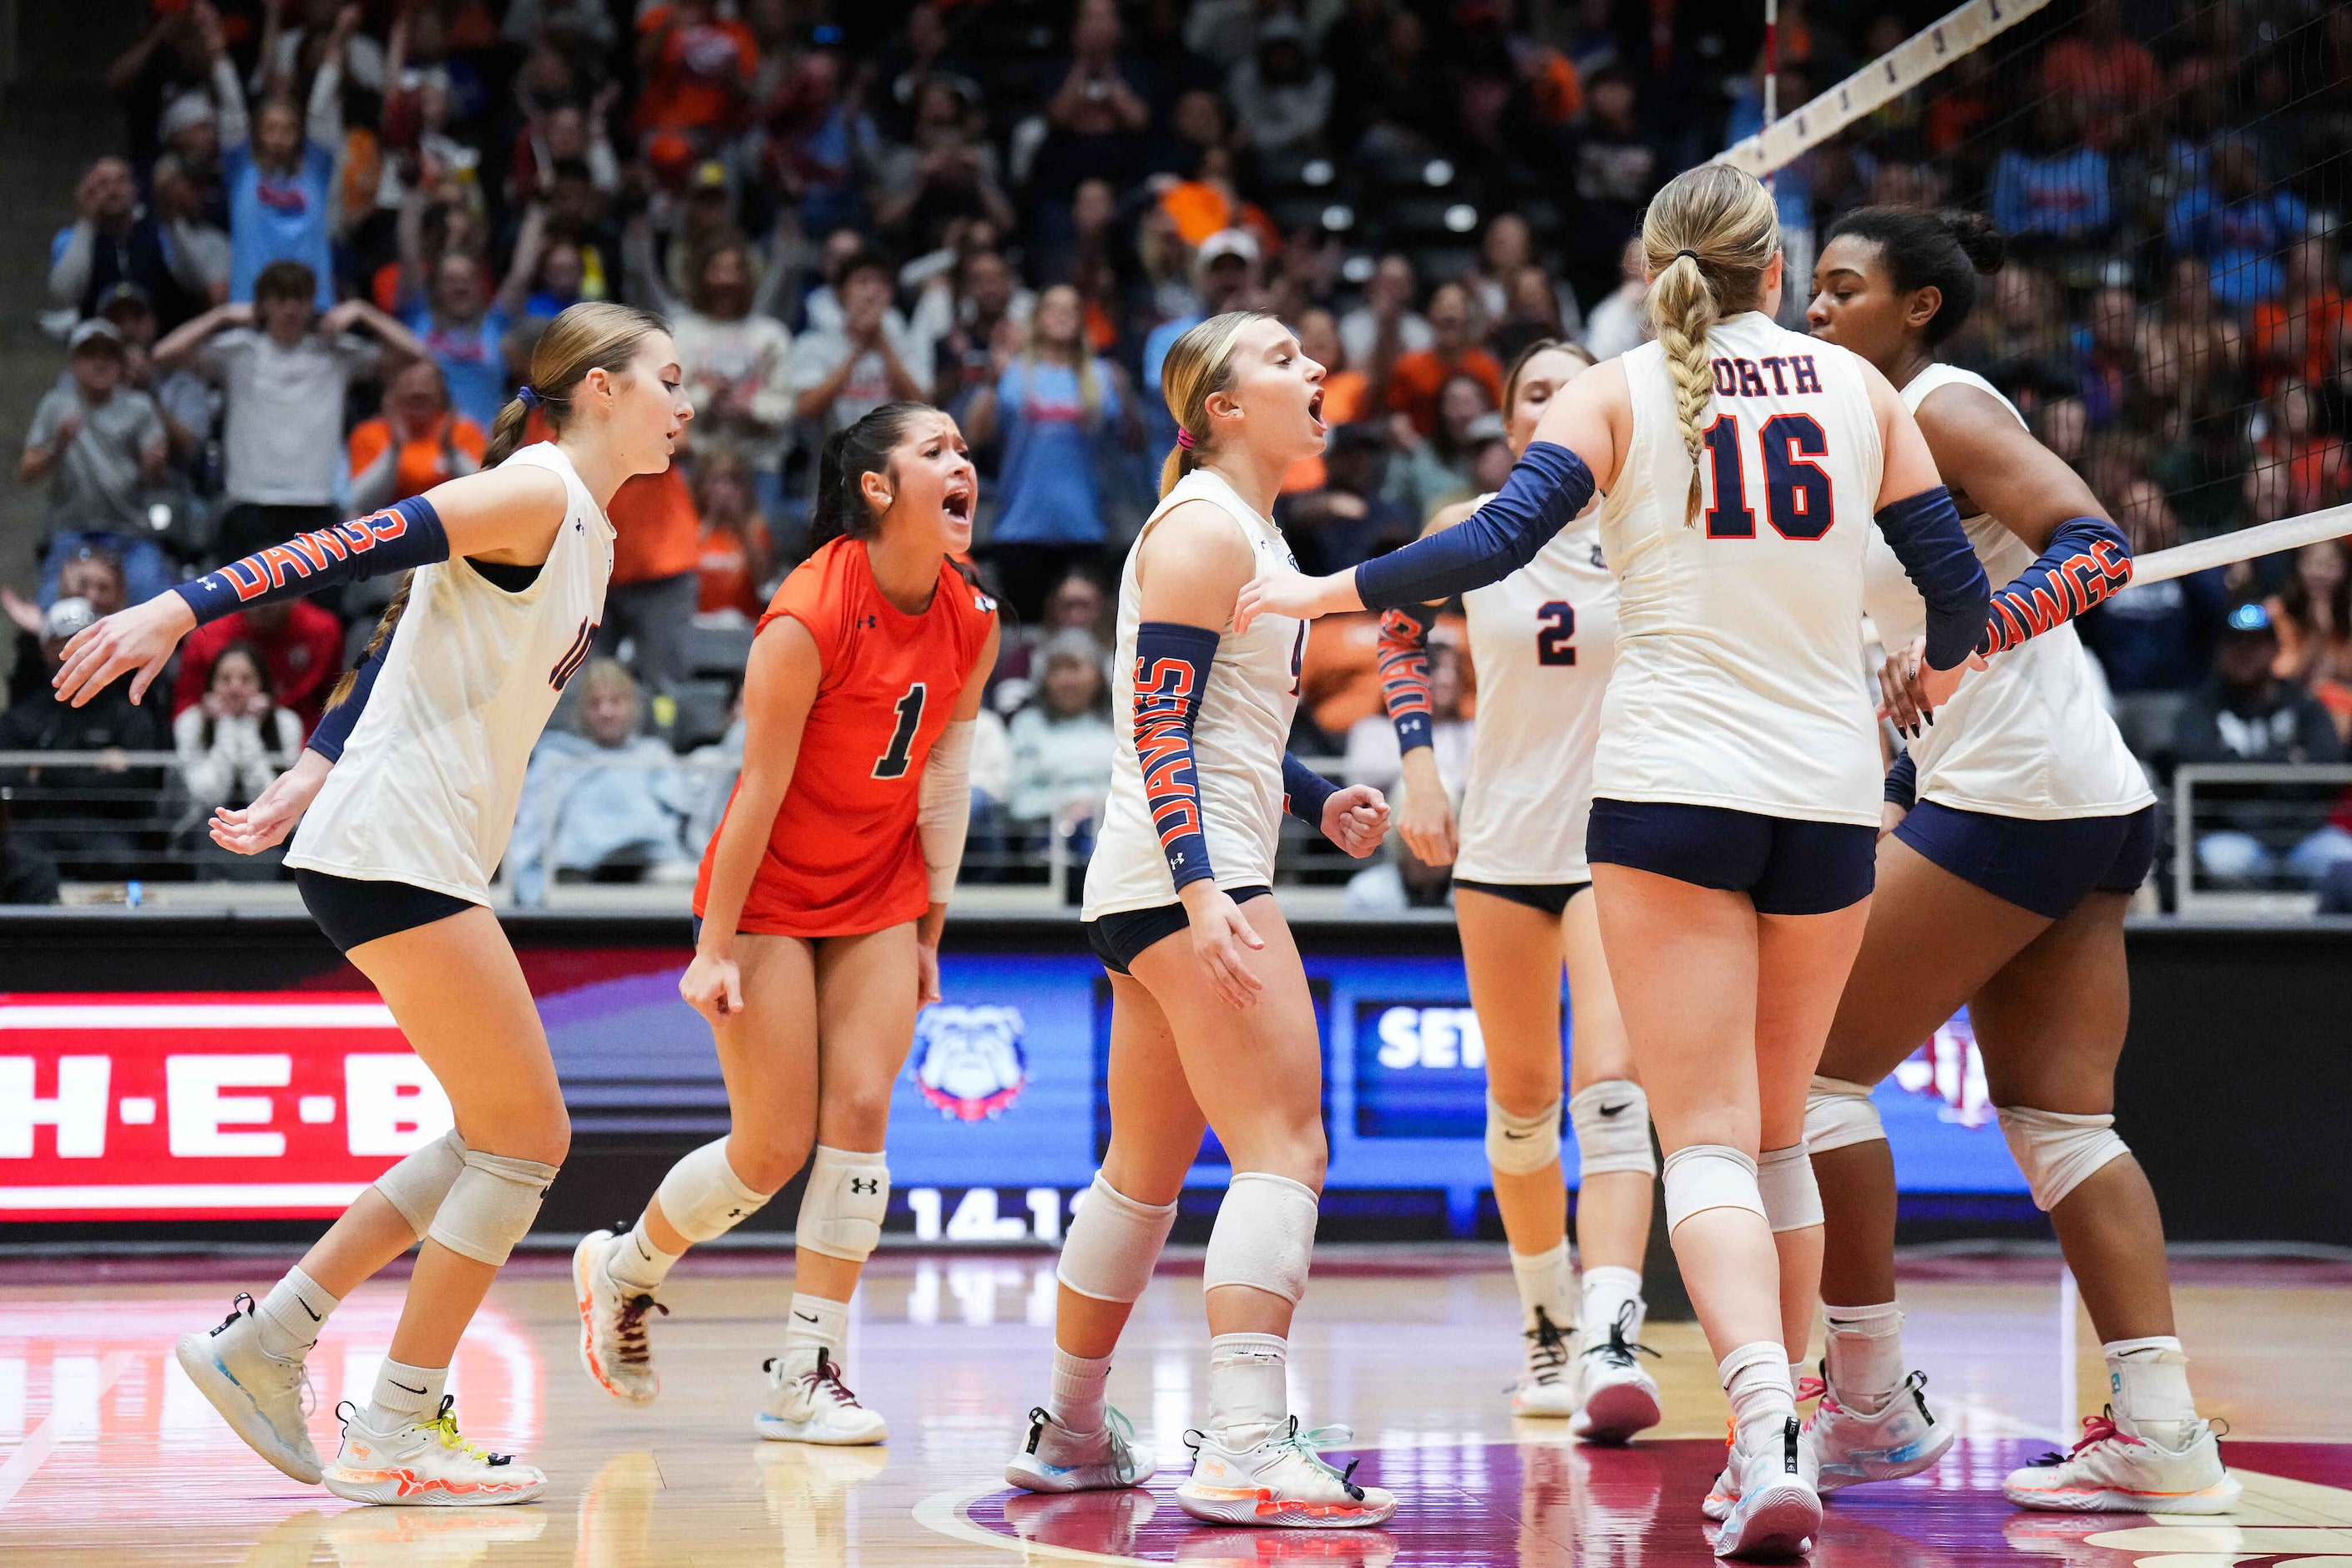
[1282,752,1338,827]
[305,637,387,763]
[1131,621,1222,890]
[1884,749,1917,810]
[1874,486,1992,671]
[1354,443,1596,609]
[174,495,449,625]
[1980,516,2133,655]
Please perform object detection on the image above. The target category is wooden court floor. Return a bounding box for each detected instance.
[2,1247,2347,1565]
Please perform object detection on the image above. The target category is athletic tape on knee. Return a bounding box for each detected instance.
[1201,1171,1320,1306]
[1485,1095,1562,1176]
[1661,1145,1765,1233]
[426,1148,559,1267]
[1996,1105,2130,1212]
[655,1136,776,1244]
[1804,1075,1887,1155]
[1757,1144,1824,1232]
[1569,1080,1658,1179]
[1057,1172,1179,1302]
[371,1127,467,1237]
[794,1145,890,1262]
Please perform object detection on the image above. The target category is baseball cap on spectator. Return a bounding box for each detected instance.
[43,597,98,645]
[1196,229,1260,276]
[97,282,154,322]
[68,318,126,358]
[158,90,217,143]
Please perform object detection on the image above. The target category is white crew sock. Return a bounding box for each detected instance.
[1509,1240,1577,1336]
[1207,1332,1287,1449]
[2105,1335,2198,1450]
[1578,1263,1645,1344]
[1823,1301,1905,1414]
[1720,1340,1798,1454]
[1050,1347,1113,1436]
[255,1266,339,1360]
[367,1358,448,1431]
[785,1292,850,1361]
[606,1216,681,1294]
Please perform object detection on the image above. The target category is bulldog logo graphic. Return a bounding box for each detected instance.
[911,1004,1028,1121]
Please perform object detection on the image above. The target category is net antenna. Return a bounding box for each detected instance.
[1717,0,2052,181]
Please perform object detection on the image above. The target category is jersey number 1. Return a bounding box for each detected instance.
[1701,413,1834,541]
[873,682,927,779]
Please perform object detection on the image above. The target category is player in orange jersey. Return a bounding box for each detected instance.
[571,402,999,1444]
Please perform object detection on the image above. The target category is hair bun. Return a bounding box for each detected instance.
[1939,210,2006,276]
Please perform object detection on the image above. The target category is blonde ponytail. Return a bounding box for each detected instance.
[1640,164,1782,524]
[1156,310,1272,498]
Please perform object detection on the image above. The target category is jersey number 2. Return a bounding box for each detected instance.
[1535,602,1576,665]
[1701,413,1834,541]
[873,682,927,779]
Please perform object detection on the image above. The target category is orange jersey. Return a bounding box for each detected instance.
[695,538,997,938]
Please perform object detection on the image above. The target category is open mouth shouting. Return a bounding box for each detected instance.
[1308,387,1328,434]
[943,480,975,525]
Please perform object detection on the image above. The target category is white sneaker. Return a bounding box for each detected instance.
[2003,1411,2242,1514]
[1713,1417,1819,1559]
[756,1347,888,1445]
[1571,1300,1662,1444]
[1703,1376,1821,1522]
[1177,1418,1399,1529]
[1510,1305,1579,1418]
[1007,1404,1156,1491]
[321,1396,547,1505]
[574,1229,666,1407]
[174,1292,322,1484]
[1805,1369,1955,1495]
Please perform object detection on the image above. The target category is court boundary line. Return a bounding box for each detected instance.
[0,1350,135,1511]
[913,1479,1163,1566]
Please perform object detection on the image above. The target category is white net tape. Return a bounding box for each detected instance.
[2132,504,2352,589]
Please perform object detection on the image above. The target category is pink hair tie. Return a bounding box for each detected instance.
[1176,428,1196,450]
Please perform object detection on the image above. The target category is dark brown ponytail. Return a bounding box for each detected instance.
[806,400,935,554]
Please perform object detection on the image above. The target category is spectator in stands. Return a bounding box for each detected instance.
[2166,138,2308,313]
[1030,0,1154,206]
[173,641,303,880]
[21,320,169,544]
[661,232,797,516]
[216,2,354,310]
[0,595,169,882]
[1490,265,1576,367]
[2083,476,2228,697]
[930,249,1030,418]
[634,0,757,146]
[2253,237,2344,397]
[1226,16,1332,158]
[2140,255,2243,421]
[1345,639,1470,800]
[1278,421,1414,577]
[148,151,233,306]
[406,250,516,432]
[155,260,422,561]
[1990,99,2112,246]
[167,581,343,735]
[508,659,698,905]
[790,250,928,448]
[967,284,1129,620]
[1141,229,1260,457]
[2038,0,2161,149]
[1004,630,1116,864]
[48,155,212,331]
[1387,281,1504,438]
[1339,253,1433,399]
[347,359,487,515]
[2174,601,2349,887]
[601,457,705,694]
[760,38,883,238]
[1388,376,1493,525]
[107,2,222,168]
[1571,66,1666,286]
[2269,540,2352,741]
[874,76,1017,255]
[1583,235,1651,362]
[692,445,776,619]
[95,285,207,480]
[2077,286,2143,431]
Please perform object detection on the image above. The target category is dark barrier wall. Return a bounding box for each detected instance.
[1,911,2345,1247]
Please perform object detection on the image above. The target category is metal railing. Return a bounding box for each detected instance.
[2172,763,2352,918]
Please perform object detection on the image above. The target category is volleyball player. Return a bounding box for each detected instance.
[55,302,689,1505]
[1378,340,1661,1436]
[1237,164,1993,1555]
[1801,208,2238,1513]
[572,402,998,1446]
[1003,312,1398,1528]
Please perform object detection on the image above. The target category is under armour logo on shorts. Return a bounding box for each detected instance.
[848,1177,880,1195]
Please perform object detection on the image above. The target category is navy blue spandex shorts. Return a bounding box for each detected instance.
[1894,801,2156,920]
[1585,798,1877,916]
[296,869,475,953]
[1083,885,1272,975]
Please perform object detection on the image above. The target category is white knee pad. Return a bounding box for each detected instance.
[1201,1171,1320,1306]
[794,1145,890,1262]
[1805,1075,1887,1155]
[1757,1144,1824,1232]
[426,1148,559,1267]
[371,1128,468,1238]
[1997,1105,2131,1212]
[1660,1145,1765,1233]
[1057,1173,1180,1302]
[656,1136,776,1244]
[1569,1080,1658,1179]
[1485,1095,1562,1177]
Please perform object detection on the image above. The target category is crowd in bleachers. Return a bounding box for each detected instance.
[4,0,2349,904]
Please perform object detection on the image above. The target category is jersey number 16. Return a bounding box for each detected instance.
[1701,412,1834,542]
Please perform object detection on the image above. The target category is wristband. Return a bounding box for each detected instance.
[1282,752,1338,827]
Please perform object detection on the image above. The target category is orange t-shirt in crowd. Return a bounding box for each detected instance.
[634,6,757,134]
[608,466,704,584]
[2253,290,2347,394]
[695,539,999,937]
[696,515,774,616]
[347,413,489,504]
[1386,348,1505,436]
[1282,369,1371,493]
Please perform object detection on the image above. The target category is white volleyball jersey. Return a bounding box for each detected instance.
[1595,313,1886,827]
[288,443,615,902]
[1457,508,1616,884]
[1084,469,1303,919]
[1862,365,2152,820]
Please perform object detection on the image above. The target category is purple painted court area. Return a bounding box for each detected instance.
[970,1435,2352,1566]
